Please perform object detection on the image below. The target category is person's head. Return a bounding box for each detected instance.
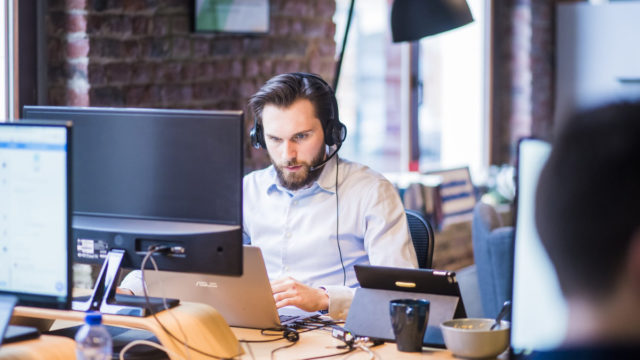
[248,73,345,190]
[535,102,640,305]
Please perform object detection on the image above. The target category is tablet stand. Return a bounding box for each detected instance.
[72,249,178,316]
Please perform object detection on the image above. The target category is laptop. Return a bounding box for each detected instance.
[143,245,320,329]
[345,264,466,348]
[0,295,40,346]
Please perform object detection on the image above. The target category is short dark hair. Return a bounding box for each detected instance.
[248,73,335,131]
[535,102,640,300]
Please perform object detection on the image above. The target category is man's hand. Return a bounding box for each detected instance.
[271,276,329,312]
[116,287,134,295]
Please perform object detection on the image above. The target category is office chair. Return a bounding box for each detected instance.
[405,209,435,269]
[472,202,514,318]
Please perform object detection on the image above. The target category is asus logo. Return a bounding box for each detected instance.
[195,281,218,288]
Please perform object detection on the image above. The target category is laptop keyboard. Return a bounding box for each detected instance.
[279,314,298,324]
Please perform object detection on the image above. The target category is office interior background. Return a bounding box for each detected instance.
[1,0,632,275]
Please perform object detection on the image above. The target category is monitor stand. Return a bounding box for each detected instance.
[72,249,179,317]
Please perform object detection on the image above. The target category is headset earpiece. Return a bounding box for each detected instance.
[249,121,265,149]
[294,72,347,148]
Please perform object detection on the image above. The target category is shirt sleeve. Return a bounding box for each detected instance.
[363,179,419,268]
[323,178,418,320]
[119,270,143,295]
[322,285,356,320]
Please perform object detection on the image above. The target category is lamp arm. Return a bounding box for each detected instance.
[333,0,356,91]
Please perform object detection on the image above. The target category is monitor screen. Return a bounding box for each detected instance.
[511,138,568,352]
[24,107,242,225]
[23,106,243,276]
[0,122,71,309]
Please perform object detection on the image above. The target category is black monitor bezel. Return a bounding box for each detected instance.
[21,106,244,277]
[23,106,244,226]
[0,121,72,310]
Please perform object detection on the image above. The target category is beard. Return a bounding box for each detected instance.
[272,146,326,191]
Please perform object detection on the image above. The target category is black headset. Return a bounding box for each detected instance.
[249,72,347,150]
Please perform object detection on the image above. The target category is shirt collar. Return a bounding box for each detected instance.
[264,155,339,196]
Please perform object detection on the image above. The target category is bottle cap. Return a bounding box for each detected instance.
[85,311,102,325]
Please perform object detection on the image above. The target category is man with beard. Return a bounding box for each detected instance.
[243,73,418,319]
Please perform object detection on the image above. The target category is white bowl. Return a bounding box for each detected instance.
[440,318,510,359]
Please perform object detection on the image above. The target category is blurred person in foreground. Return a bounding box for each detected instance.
[532,102,640,359]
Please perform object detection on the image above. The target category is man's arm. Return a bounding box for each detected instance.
[363,178,419,268]
[317,178,418,320]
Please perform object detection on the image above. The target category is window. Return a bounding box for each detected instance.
[418,0,487,179]
[334,0,489,180]
[334,0,403,172]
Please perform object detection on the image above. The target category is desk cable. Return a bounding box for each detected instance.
[239,318,337,360]
[295,324,382,360]
[119,245,223,360]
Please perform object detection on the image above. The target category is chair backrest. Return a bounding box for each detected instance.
[405,209,435,269]
[472,202,514,318]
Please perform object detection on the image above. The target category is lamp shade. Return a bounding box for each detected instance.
[391,0,474,42]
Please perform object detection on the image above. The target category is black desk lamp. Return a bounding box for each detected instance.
[333,0,473,89]
[389,0,473,171]
[391,0,474,43]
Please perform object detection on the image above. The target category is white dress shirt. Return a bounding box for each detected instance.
[243,155,418,319]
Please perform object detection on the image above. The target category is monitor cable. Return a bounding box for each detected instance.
[121,245,224,360]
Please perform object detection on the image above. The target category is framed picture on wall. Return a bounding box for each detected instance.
[194,0,269,34]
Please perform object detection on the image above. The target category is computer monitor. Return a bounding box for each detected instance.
[511,138,568,352]
[22,106,244,316]
[0,121,72,310]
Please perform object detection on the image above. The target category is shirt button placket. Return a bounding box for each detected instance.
[282,196,295,274]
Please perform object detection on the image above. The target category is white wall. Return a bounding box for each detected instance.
[556,2,640,127]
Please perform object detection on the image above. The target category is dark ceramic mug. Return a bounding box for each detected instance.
[389,299,430,352]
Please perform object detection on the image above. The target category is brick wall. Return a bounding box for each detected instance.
[46,0,337,171]
[490,0,555,165]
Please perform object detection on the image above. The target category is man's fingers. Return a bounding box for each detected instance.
[275,296,300,309]
[271,277,297,294]
[273,289,296,302]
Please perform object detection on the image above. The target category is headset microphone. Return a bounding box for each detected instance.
[309,143,342,172]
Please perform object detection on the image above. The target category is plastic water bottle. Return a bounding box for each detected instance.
[75,312,113,360]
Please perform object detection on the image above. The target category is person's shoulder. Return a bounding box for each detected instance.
[243,166,275,190]
[338,158,393,187]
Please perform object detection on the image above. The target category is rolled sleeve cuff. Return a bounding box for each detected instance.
[322,285,356,320]
[119,270,144,295]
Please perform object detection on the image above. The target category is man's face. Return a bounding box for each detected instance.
[261,98,326,190]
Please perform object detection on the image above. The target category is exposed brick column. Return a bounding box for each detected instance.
[47,0,90,106]
[490,0,555,165]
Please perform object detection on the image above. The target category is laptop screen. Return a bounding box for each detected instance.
[0,123,71,308]
[511,138,568,352]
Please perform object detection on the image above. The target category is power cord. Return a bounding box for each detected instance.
[141,246,192,360]
[118,246,223,360]
[119,339,186,360]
